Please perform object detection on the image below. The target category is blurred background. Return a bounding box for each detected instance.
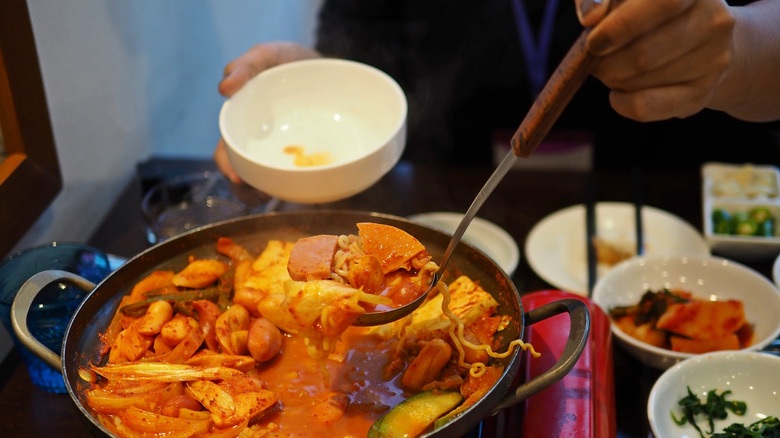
[13,0,319,253]
[1,0,319,359]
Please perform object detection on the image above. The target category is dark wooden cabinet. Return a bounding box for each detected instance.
[0,0,62,258]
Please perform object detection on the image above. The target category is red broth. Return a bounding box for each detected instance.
[251,328,406,437]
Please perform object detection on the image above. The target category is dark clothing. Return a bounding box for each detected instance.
[315,0,780,170]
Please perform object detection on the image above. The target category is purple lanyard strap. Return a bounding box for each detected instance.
[511,0,561,96]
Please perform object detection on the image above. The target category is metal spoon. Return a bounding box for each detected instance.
[353,27,599,326]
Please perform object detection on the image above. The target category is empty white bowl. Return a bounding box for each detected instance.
[219,58,407,204]
[592,254,780,369]
[648,351,780,438]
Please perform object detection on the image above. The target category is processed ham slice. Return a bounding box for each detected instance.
[287,235,339,281]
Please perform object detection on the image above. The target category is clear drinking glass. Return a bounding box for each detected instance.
[0,243,110,393]
[141,171,262,245]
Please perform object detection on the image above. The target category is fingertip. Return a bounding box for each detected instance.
[217,79,231,97]
[218,70,241,97]
[225,170,244,185]
[225,161,244,185]
[214,141,244,185]
[577,0,611,27]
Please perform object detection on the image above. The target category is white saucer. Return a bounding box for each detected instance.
[773,252,780,289]
[525,202,710,296]
[409,212,520,275]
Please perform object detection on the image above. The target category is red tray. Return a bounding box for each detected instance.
[481,290,615,437]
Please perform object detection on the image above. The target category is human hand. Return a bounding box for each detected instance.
[215,42,321,183]
[575,0,735,122]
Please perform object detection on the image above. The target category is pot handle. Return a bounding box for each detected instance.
[492,298,590,412]
[11,270,96,370]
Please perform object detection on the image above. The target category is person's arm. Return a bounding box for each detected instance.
[576,0,780,123]
[711,1,780,121]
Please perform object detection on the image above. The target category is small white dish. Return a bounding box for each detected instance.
[701,162,780,261]
[592,254,780,370]
[773,252,780,289]
[525,202,710,295]
[409,212,520,276]
[648,351,780,438]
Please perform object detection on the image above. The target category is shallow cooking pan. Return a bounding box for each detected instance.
[12,210,589,437]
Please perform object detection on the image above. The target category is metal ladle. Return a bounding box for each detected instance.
[353,27,600,326]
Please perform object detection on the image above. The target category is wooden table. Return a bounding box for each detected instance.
[1,158,773,437]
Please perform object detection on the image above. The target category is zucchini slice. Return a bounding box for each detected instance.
[367,390,464,438]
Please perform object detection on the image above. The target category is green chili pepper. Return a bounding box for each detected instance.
[749,206,773,223]
[712,209,733,234]
[748,207,776,237]
[756,219,775,237]
[734,219,759,236]
[119,287,221,317]
[732,211,759,236]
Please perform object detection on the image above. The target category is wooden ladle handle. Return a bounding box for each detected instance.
[511,28,598,158]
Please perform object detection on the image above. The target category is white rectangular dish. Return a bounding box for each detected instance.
[701,162,780,260]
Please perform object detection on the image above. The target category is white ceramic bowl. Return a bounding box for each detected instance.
[592,254,780,369]
[219,58,407,204]
[648,351,780,438]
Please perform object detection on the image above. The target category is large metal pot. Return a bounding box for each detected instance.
[12,210,589,437]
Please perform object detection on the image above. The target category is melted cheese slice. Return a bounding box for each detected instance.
[370,275,499,342]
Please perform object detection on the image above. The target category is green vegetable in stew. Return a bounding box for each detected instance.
[119,287,222,317]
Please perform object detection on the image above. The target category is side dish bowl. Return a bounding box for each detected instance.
[219,58,407,204]
[701,162,780,261]
[648,351,780,438]
[592,254,780,369]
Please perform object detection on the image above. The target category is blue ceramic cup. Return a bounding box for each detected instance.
[0,243,110,393]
